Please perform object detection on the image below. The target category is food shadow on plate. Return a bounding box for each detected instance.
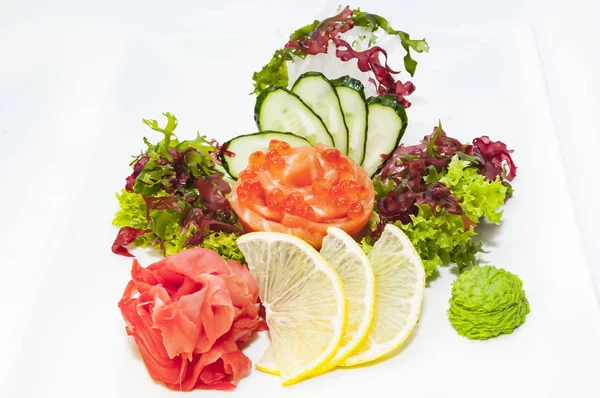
[425,268,441,285]
[239,329,261,350]
[334,320,421,372]
[131,246,165,262]
[125,333,144,362]
[433,219,503,280]
[472,220,501,248]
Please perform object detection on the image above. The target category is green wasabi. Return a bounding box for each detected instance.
[448,265,530,340]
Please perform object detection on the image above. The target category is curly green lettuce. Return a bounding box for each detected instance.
[112,189,149,230]
[161,222,195,256]
[131,112,220,196]
[113,190,245,259]
[371,154,511,277]
[448,265,530,339]
[114,205,244,261]
[200,232,245,262]
[252,48,296,94]
[359,238,373,255]
[162,225,243,261]
[397,205,480,277]
[112,189,157,249]
[440,156,508,224]
[112,113,243,258]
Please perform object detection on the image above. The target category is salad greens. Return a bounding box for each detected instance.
[111,112,243,260]
[200,231,246,263]
[113,189,150,230]
[252,5,428,106]
[351,8,430,76]
[396,205,481,278]
[440,156,508,225]
[448,265,530,339]
[365,125,516,278]
[252,48,298,95]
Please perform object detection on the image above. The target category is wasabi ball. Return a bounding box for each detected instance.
[448,265,530,340]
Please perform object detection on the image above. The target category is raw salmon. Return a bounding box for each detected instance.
[230,141,375,248]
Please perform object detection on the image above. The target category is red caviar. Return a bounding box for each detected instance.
[236,181,265,204]
[266,188,285,210]
[248,151,267,170]
[231,141,375,248]
[348,201,364,218]
[266,149,286,172]
[337,164,353,179]
[335,196,351,209]
[268,139,293,155]
[238,169,257,180]
[322,148,344,164]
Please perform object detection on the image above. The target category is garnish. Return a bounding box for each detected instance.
[342,223,425,366]
[368,124,516,277]
[111,112,242,257]
[239,224,424,381]
[334,41,416,107]
[351,9,430,76]
[448,265,530,339]
[237,231,348,385]
[252,6,429,107]
[118,248,260,391]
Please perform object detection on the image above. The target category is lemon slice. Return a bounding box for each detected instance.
[255,227,376,375]
[320,227,376,366]
[237,232,347,385]
[255,343,279,375]
[341,223,425,366]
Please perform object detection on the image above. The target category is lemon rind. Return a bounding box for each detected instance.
[237,232,348,386]
[322,227,377,368]
[340,224,425,367]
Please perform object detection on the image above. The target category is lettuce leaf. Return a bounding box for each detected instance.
[373,154,510,278]
[440,156,508,224]
[359,237,374,255]
[201,231,245,262]
[162,222,196,256]
[112,113,241,258]
[398,205,479,277]
[373,176,394,199]
[113,194,244,260]
[131,112,219,196]
[161,224,243,261]
[251,48,295,95]
[112,189,149,229]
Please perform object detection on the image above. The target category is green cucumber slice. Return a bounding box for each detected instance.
[292,72,349,153]
[254,86,334,147]
[222,131,311,179]
[331,76,368,165]
[362,95,408,177]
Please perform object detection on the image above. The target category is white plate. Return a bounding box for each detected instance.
[2,20,600,398]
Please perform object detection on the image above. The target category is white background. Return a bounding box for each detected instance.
[1,0,599,388]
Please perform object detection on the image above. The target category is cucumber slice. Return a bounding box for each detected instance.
[222,131,310,179]
[331,76,368,165]
[255,86,334,147]
[292,72,349,153]
[362,95,408,177]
